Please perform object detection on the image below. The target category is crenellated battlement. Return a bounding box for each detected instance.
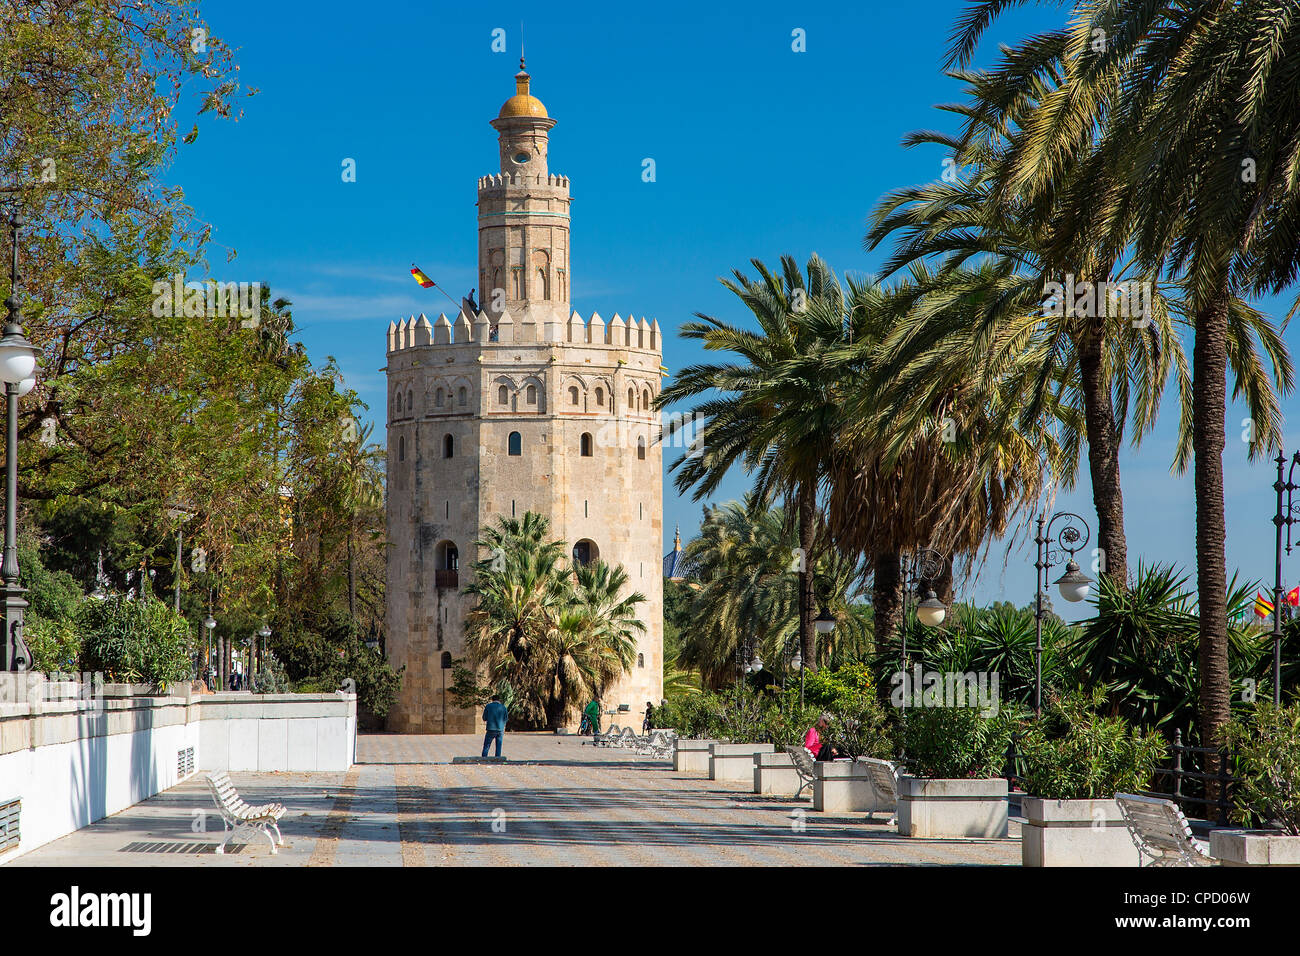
[476,172,570,191]
[387,308,661,354]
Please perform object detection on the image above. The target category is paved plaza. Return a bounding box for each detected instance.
[8,734,1020,866]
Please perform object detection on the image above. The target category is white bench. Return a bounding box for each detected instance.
[860,757,900,824]
[784,745,817,800]
[638,729,676,759]
[589,723,623,747]
[1115,793,1216,867]
[205,771,286,854]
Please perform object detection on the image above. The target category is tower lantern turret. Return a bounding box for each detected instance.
[478,59,571,318]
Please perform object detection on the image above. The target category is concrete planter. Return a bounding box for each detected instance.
[673,738,720,773]
[753,751,798,795]
[1210,830,1300,866]
[710,742,774,781]
[812,760,889,814]
[897,776,1009,838]
[1021,798,1141,866]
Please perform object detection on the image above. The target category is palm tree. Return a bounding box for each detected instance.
[463,522,571,727]
[463,513,645,729]
[821,268,1059,647]
[660,255,848,671]
[946,0,1299,768]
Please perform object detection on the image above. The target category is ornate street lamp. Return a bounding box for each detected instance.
[1033,511,1093,715]
[165,501,193,613]
[896,548,948,761]
[901,548,948,690]
[1271,451,1300,706]
[0,210,37,672]
[203,607,217,686]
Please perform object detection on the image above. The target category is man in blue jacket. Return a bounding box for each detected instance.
[481,694,508,758]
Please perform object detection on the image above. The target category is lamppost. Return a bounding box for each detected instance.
[257,622,271,688]
[735,636,760,696]
[1271,451,1300,706]
[0,209,37,672]
[90,550,110,601]
[165,502,193,614]
[203,609,217,688]
[812,608,838,707]
[896,549,948,761]
[782,634,806,705]
[1033,511,1094,715]
[900,548,948,691]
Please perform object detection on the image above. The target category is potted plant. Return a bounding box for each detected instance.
[1212,701,1300,865]
[894,704,1020,838]
[1017,691,1166,866]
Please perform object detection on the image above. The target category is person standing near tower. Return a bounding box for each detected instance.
[481,694,508,758]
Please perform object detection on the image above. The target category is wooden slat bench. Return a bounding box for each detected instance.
[1115,793,1216,867]
[205,771,286,855]
[784,745,817,800]
[860,757,900,824]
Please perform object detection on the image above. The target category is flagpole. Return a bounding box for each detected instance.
[411,264,470,314]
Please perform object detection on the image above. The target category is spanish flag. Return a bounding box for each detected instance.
[659,364,670,378]
[1255,591,1275,618]
[410,265,435,288]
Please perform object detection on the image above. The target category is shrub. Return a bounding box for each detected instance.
[1016,690,1166,800]
[26,615,81,673]
[77,594,194,686]
[1221,701,1300,835]
[827,697,892,761]
[894,704,1022,779]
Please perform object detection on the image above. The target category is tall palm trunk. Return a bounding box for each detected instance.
[872,550,903,654]
[797,480,816,671]
[1192,295,1230,777]
[1078,317,1129,588]
[347,527,356,621]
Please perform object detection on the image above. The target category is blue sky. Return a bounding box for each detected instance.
[169,0,1300,620]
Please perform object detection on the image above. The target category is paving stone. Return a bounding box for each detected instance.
[6,733,1020,867]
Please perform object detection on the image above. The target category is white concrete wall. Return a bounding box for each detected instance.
[0,698,200,860]
[197,693,357,772]
[0,683,356,863]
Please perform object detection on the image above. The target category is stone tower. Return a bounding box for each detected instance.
[384,62,664,734]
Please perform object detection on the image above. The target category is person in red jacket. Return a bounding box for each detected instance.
[803,713,841,761]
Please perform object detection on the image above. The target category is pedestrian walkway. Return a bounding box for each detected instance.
[8,734,1019,866]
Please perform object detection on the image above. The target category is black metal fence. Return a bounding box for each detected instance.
[1143,729,1239,826]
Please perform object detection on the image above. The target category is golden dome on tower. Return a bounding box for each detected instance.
[497,57,548,118]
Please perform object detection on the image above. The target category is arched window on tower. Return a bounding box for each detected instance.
[508,431,522,456]
[435,388,444,408]
[538,268,550,300]
[526,385,536,406]
[637,436,646,460]
[398,436,405,462]
[498,385,509,405]
[580,433,593,457]
[595,387,604,407]
[511,268,521,299]
[434,541,459,589]
[458,387,467,406]
[643,388,651,410]
[627,387,635,411]
[569,386,579,406]
[406,389,413,412]
[443,434,454,458]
